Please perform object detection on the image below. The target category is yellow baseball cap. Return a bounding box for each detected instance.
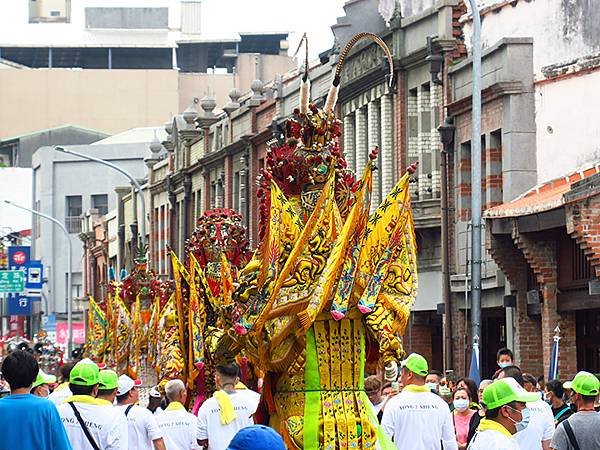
[401,353,429,376]
[564,371,599,397]
[98,370,119,390]
[32,371,57,389]
[482,378,539,410]
[69,358,100,386]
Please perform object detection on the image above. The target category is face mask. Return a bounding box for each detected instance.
[544,393,552,405]
[426,382,438,392]
[507,406,530,432]
[453,399,469,411]
[498,362,511,369]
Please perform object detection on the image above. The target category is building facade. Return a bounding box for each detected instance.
[451,0,600,378]
[0,0,294,142]
[32,132,152,318]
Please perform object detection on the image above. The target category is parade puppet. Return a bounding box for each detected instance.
[216,33,418,449]
[165,209,253,408]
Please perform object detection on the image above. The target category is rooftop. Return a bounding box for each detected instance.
[484,163,600,218]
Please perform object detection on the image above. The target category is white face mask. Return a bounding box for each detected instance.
[498,361,512,369]
[426,382,438,392]
[453,399,469,411]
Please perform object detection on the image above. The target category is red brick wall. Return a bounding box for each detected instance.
[566,194,600,277]
[403,324,433,366]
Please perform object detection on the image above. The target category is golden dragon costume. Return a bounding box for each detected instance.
[217,33,418,450]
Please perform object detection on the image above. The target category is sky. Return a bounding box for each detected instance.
[201,0,347,61]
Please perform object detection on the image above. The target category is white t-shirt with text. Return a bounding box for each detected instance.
[381,385,458,450]
[115,403,163,450]
[197,390,260,450]
[58,395,126,450]
[155,402,200,450]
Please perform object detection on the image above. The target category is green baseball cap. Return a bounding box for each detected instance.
[32,371,56,389]
[69,358,100,386]
[401,353,429,376]
[482,377,539,410]
[564,371,600,397]
[98,370,119,390]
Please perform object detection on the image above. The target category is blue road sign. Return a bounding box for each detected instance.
[25,259,43,301]
[8,294,32,315]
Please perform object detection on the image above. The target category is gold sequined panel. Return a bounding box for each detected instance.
[273,319,378,450]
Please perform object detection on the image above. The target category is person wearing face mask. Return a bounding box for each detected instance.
[426,370,443,393]
[498,366,555,450]
[468,377,539,450]
[550,371,600,450]
[381,353,458,450]
[452,388,475,450]
[31,371,57,398]
[544,380,572,425]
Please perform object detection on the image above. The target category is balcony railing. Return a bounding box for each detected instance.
[65,216,82,234]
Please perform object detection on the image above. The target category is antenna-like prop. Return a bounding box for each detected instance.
[325,32,394,114]
[293,33,311,114]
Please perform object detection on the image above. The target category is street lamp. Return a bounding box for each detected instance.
[438,117,455,371]
[53,146,147,252]
[3,200,73,355]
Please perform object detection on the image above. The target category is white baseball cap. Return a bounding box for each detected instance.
[116,374,141,396]
[149,386,161,398]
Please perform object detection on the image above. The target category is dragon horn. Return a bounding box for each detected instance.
[325,32,394,114]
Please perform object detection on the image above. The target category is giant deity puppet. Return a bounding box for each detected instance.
[216,33,418,449]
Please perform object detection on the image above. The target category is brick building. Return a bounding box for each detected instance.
[451,0,600,378]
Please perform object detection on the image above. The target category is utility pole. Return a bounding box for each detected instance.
[467,0,482,353]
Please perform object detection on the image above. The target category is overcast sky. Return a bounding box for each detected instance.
[201,0,347,60]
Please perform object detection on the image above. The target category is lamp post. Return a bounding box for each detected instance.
[438,117,455,371]
[53,146,147,251]
[466,0,483,357]
[3,200,73,355]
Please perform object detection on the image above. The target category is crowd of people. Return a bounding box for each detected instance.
[366,348,600,450]
[0,347,599,449]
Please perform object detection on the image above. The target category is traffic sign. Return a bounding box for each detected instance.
[8,294,31,315]
[0,270,25,293]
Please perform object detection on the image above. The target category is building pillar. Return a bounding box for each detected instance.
[355,107,368,176]
[566,195,600,277]
[343,112,356,172]
[224,155,233,209]
[380,94,394,195]
[368,100,381,209]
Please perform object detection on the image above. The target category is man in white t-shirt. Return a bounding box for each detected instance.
[116,374,166,450]
[197,363,261,450]
[57,358,127,450]
[381,353,458,450]
[365,375,387,420]
[49,361,75,406]
[155,379,200,450]
[469,377,539,450]
[498,366,555,450]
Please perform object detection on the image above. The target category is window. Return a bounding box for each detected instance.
[65,195,82,233]
[91,194,108,215]
[234,171,240,212]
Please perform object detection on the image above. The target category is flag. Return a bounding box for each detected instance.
[170,250,189,384]
[298,160,373,328]
[220,251,235,307]
[114,292,132,367]
[86,296,107,360]
[548,326,560,381]
[128,294,141,379]
[469,341,481,386]
[355,171,416,315]
[187,256,206,390]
